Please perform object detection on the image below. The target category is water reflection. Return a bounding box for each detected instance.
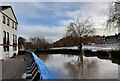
[38,54,50,61]
[64,57,100,79]
[38,53,118,79]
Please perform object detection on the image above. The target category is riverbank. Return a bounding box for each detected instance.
[50,44,120,51]
[35,49,120,55]
[2,54,26,79]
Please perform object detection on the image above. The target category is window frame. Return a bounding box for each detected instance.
[12,21,14,29]
[3,46,9,52]
[15,23,17,30]
[3,31,6,44]
[13,46,17,51]
[3,15,6,24]
[7,32,9,45]
[7,18,10,26]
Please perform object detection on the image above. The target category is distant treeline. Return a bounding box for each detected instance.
[18,35,106,50]
[18,37,50,51]
[51,35,105,48]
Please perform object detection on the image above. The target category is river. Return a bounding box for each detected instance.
[38,53,119,79]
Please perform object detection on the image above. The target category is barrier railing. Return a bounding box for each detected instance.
[25,51,56,81]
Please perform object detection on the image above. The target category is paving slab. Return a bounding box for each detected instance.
[2,55,27,79]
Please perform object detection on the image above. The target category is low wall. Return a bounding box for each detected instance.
[25,51,56,80]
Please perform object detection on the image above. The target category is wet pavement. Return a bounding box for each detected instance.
[2,55,26,79]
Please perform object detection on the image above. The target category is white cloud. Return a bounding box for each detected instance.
[2,2,118,42]
[65,3,109,24]
[57,2,115,35]
[18,25,66,42]
[57,19,75,26]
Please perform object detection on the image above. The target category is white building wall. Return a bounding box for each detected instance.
[0,13,3,60]
[2,23,18,58]
[0,7,18,60]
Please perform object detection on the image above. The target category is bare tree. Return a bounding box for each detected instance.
[107,1,120,33]
[66,19,95,51]
[27,37,50,50]
[18,36,26,50]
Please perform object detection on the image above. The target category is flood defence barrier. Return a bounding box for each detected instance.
[25,51,56,81]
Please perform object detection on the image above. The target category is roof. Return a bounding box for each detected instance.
[0,6,11,11]
[0,6,18,24]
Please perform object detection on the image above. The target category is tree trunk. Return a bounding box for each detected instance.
[78,44,82,52]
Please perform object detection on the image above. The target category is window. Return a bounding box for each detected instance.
[3,31,10,45]
[13,46,17,51]
[3,46,9,52]
[15,35,17,44]
[3,31,6,44]
[13,34,14,44]
[7,18,10,26]
[15,23,17,30]
[3,31,6,37]
[7,32,9,45]
[3,46,7,52]
[7,46,9,51]
[13,35,17,45]
[3,15,6,24]
[12,21,14,28]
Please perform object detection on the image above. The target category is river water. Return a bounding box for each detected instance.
[38,54,119,79]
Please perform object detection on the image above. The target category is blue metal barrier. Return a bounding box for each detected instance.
[31,52,56,80]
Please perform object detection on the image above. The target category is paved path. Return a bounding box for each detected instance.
[2,55,27,79]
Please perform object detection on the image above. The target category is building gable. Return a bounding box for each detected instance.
[1,6,18,24]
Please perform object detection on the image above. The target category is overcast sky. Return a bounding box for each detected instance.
[2,2,118,42]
